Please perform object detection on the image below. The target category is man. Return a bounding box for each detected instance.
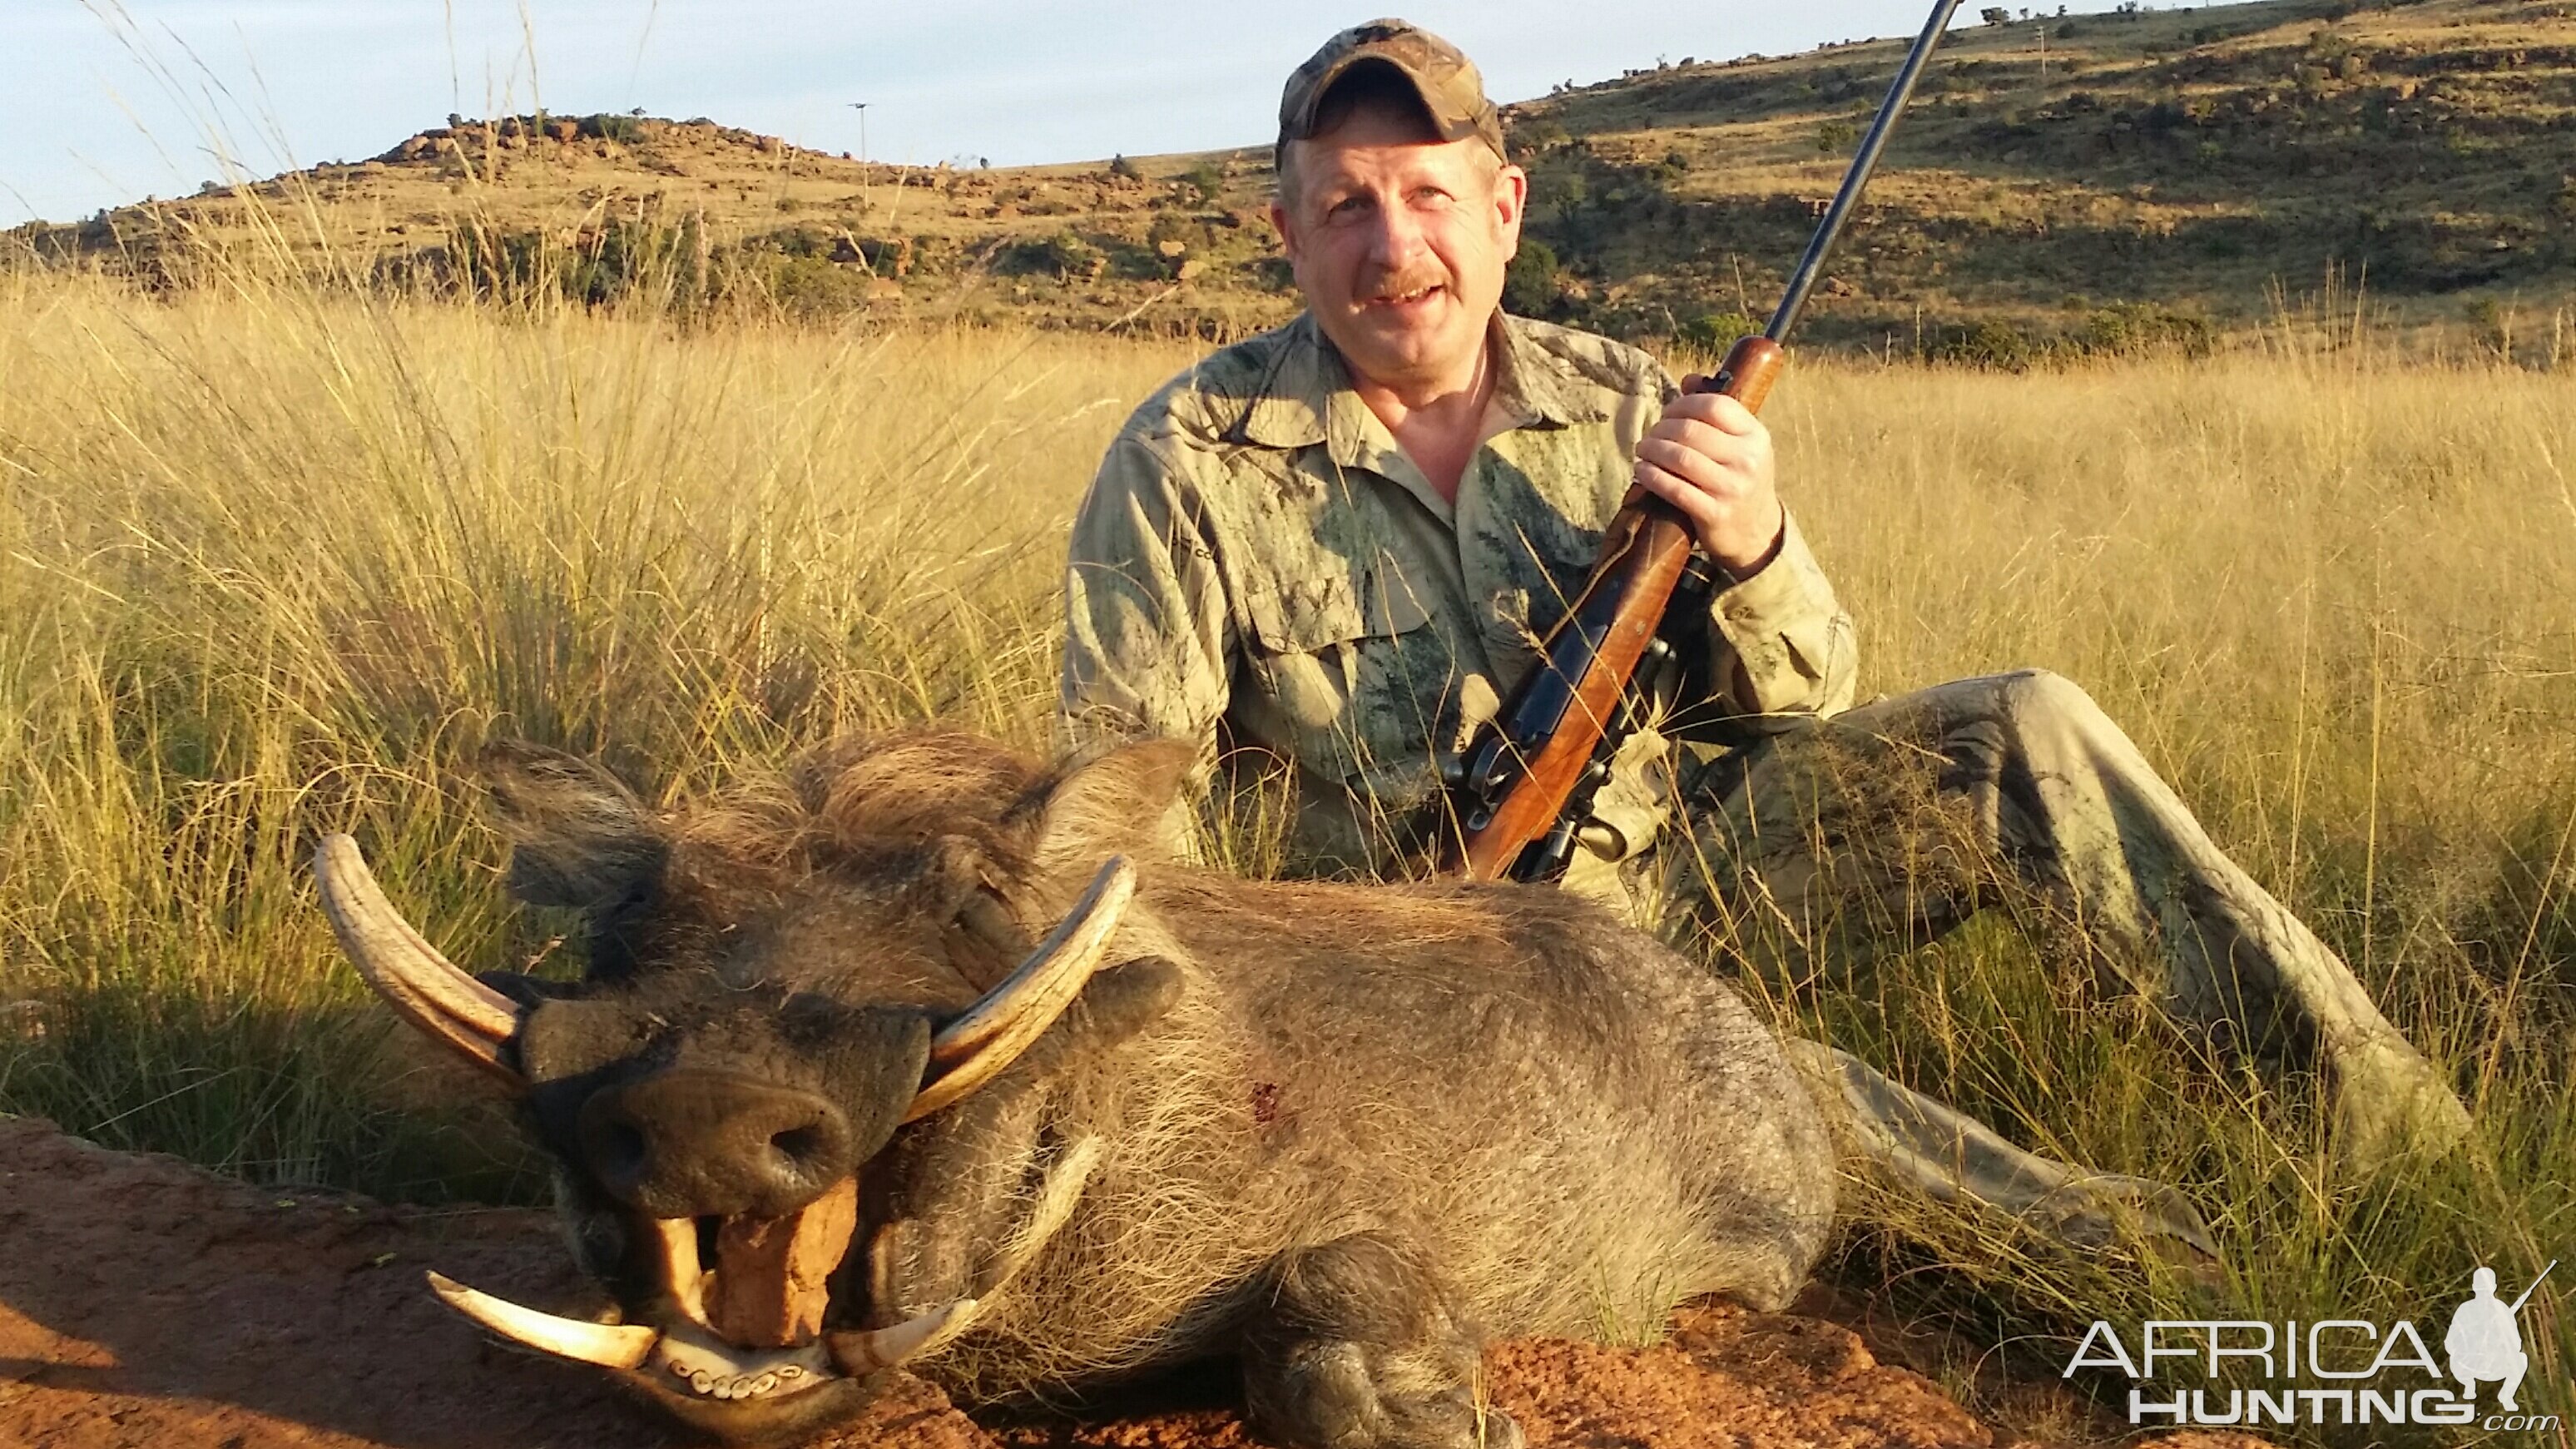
[2445,1266,2533,1411]
[1058,18,2469,1208]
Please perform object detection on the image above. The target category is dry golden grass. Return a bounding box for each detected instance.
[1,270,2569,1439]
[1746,348,2576,1430]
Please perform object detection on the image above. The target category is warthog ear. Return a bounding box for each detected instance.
[1023,738,1197,874]
[478,739,666,911]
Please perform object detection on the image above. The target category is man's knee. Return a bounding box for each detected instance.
[1993,668,2107,732]
[1865,668,2119,756]
[1983,667,2143,770]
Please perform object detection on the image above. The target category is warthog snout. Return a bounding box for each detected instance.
[577,1069,856,1220]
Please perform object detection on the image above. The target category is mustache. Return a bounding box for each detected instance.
[1358,271,1446,302]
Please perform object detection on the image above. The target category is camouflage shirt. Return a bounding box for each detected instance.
[1059,310,1856,880]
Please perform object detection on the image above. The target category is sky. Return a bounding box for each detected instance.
[4,1,2152,226]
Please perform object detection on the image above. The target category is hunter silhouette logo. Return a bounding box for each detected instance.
[2447,1262,2554,1412]
[2063,1258,2563,1431]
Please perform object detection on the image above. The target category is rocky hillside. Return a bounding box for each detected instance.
[1508,0,2576,357]
[11,0,2572,358]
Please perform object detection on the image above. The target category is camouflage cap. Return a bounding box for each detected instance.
[1277,18,1506,163]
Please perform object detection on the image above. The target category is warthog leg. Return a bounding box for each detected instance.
[1241,1232,1523,1449]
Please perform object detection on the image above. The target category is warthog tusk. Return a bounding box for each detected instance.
[315,835,523,1085]
[429,1272,659,1371]
[983,1135,1102,1298]
[430,1272,855,1403]
[825,1299,975,1374]
[907,856,1134,1122]
[821,1140,1092,1380]
[646,1215,712,1329]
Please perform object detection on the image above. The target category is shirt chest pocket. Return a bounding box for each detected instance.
[1236,562,1452,784]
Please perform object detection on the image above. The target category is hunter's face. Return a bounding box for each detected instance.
[1271,106,1525,392]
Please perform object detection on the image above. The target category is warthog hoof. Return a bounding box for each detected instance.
[1241,1232,1522,1449]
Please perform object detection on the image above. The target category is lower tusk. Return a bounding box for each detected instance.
[822,1139,1091,1378]
[825,1299,976,1374]
[429,1272,660,1371]
[983,1135,1102,1298]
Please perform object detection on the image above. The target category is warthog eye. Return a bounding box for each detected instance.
[954,888,1028,955]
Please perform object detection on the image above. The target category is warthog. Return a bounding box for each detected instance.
[317,731,1835,1446]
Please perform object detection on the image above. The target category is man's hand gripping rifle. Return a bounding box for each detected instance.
[1438,0,1966,883]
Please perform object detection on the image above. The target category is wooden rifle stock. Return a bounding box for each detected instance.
[1439,336,1786,881]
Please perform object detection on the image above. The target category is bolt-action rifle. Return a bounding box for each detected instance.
[1438,0,1967,882]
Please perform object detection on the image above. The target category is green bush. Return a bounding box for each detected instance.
[1933,318,2040,370]
[1503,239,1562,315]
[743,225,833,260]
[736,253,874,318]
[996,231,1102,279]
[2078,302,2215,359]
[1506,118,1571,161]
[445,216,704,309]
[1677,310,1763,351]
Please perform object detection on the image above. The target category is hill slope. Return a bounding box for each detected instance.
[1510,0,2576,355]
[12,0,2572,356]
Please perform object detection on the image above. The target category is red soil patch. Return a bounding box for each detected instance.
[0,1117,2268,1449]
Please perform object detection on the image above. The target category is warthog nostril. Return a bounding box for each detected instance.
[769,1124,827,1170]
[597,1121,650,1180]
[575,1107,655,1203]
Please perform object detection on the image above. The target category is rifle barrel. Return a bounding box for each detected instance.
[1766,0,1968,344]
[2509,1259,2557,1313]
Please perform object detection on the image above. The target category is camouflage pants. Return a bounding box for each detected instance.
[1647,668,2470,1251]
